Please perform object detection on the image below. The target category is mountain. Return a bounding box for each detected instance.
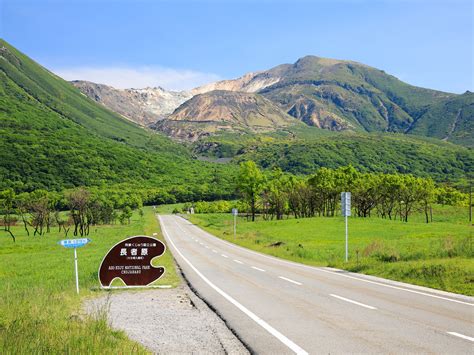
[0,39,235,198]
[153,90,298,140]
[257,56,455,132]
[71,80,192,125]
[0,38,471,192]
[72,55,471,146]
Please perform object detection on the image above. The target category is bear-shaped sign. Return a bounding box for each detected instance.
[98,235,165,287]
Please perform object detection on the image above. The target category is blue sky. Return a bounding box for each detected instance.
[1,0,473,92]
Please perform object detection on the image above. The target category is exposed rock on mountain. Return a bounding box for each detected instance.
[190,71,280,95]
[71,81,192,125]
[152,90,297,141]
[72,55,471,146]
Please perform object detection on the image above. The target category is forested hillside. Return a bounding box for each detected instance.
[194,129,473,182]
[0,39,236,199]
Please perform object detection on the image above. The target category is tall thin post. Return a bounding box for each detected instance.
[74,248,79,294]
[234,214,236,238]
[469,181,472,224]
[345,215,348,262]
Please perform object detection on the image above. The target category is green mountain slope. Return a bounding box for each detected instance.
[259,56,455,135]
[0,39,235,197]
[407,92,474,146]
[193,128,473,182]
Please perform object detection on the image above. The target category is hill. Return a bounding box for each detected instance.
[193,129,473,182]
[153,90,298,140]
[407,91,474,146]
[0,39,235,199]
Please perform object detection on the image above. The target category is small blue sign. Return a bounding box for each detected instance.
[59,238,91,248]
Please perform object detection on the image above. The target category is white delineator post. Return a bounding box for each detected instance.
[341,192,351,262]
[345,214,348,262]
[232,208,238,238]
[74,247,79,294]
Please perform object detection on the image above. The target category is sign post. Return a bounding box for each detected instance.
[232,208,238,238]
[59,238,91,294]
[98,236,166,288]
[341,192,351,262]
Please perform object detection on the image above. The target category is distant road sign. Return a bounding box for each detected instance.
[341,192,351,217]
[232,208,238,216]
[59,238,90,248]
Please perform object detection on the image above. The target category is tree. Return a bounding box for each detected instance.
[0,189,16,242]
[66,188,91,236]
[237,161,265,221]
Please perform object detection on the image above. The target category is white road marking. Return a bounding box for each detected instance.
[177,217,473,307]
[447,332,474,342]
[252,266,266,272]
[330,294,377,310]
[159,216,308,355]
[205,245,210,249]
[221,254,229,258]
[212,249,218,253]
[233,259,244,264]
[279,276,302,286]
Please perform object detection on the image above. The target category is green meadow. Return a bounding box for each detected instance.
[187,205,473,295]
[0,207,177,353]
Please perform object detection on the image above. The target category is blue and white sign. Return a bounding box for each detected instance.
[58,238,91,294]
[232,208,238,216]
[59,238,91,249]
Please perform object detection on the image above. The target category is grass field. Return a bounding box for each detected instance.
[187,205,473,295]
[0,207,178,353]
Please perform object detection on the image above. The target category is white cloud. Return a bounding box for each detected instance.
[52,66,222,91]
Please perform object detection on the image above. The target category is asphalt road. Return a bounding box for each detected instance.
[158,214,474,354]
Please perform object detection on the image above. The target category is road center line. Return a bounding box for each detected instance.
[447,332,474,342]
[233,259,244,264]
[252,266,266,272]
[279,276,302,286]
[179,217,473,307]
[205,245,210,249]
[159,216,308,355]
[330,294,377,310]
[212,249,218,253]
[221,254,229,258]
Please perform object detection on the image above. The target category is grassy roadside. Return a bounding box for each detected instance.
[0,207,178,353]
[187,206,473,295]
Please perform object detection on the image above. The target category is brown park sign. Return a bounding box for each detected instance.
[98,235,166,287]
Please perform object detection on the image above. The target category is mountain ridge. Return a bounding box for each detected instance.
[71,55,471,146]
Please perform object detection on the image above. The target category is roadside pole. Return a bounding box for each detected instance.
[345,214,348,262]
[58,238,91,294]
[74,247,79,294]
[232,208,238,238]
[341,192,351,262]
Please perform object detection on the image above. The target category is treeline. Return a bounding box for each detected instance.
[235,162,468,222]
[0,187,144,242]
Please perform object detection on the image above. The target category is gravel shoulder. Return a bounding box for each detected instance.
[85,284,249,354]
